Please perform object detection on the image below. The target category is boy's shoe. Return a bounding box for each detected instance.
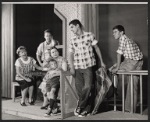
[40,104,49,110]
[44,113,51,117]
[44,108,52,117]
[52,108,58,114]
[78,111,88,117]
[74,107,81,116]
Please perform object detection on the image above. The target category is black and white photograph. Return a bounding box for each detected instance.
[1,1,148,120]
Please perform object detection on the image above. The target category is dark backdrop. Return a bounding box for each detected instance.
[98,4,148,104]
[15,4,62,60]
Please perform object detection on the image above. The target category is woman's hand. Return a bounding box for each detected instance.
[25,77,31,82]
[42,67,49,71]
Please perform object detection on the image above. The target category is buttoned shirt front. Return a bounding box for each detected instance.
[116,35,143,60]
[69,31,98,69]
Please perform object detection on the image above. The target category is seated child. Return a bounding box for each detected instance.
[39,59,61,116]
[15,46,43,106]
[42,49,52,70]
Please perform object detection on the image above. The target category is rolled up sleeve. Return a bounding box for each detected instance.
[68,40,74,53]
[116,40,124,54]
[36,43,43,56]
[90,33,98,46]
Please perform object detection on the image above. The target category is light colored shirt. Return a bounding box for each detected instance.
[15,57,36,80]
[69,31,98,69]
[36,39,57,61]
[117,35,143,60]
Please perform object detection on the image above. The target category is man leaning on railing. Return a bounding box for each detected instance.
[109,25,143,113]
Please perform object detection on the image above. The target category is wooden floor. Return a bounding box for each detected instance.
[2,98,148,120]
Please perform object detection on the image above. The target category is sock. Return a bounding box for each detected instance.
[49,99,55,109]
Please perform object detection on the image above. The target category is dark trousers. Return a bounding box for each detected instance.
[75,67,93,109]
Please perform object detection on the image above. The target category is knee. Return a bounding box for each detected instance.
[50,89,56,96]
[29,85,34,89]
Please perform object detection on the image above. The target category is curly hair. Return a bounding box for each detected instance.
[16,46,26,55]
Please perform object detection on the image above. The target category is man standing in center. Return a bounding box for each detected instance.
[68,19,106,117]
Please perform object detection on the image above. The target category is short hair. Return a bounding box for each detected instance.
[49,46,58,56]
[44,29,53,35]
[49,59,57,66]
[16,46,26,55]
[113,25,125,34]
[69,19,83,29]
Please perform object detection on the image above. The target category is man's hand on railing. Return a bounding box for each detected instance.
[111,67,119,74]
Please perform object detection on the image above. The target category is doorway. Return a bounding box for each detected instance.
[15,4,63,60]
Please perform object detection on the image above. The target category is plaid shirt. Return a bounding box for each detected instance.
[117,35,143,60]
[69,32,98,69]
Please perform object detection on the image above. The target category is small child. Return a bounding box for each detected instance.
[39,59,61,116]
[42,49,52,70]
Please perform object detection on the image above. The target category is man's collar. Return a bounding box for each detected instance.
[119,34,126,41]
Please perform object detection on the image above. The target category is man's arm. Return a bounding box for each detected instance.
[36,54,42,67]
[68,52,75,76]
[93,44,106,68]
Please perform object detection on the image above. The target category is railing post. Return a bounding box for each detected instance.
[114,74,117,111]
[60,71,65,119]
[122,74,125,112]
[115,70,148,114]
[140,75,143,114]
[131,75,133,113]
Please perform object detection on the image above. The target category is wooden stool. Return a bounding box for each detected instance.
[12,82,20,102]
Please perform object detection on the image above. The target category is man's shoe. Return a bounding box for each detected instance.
[74,107,81,116]
[78,111,87,117]
[44,109,52,117]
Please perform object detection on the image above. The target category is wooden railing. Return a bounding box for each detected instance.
[60,70,78,119]
[112,70,148,114]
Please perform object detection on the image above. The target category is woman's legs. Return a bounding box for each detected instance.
[21,87,28,103]
[28,85,34,102]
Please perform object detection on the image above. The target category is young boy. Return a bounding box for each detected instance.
[110,25,143,113]
[15,46,43,106]
[39,59,60,116]
[36,29,59,67]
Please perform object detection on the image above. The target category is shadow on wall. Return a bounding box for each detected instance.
[98,4,114,68]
